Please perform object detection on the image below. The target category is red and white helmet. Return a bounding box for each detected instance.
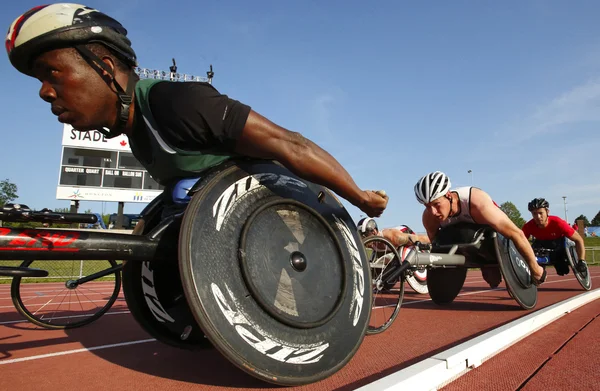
[414,171,451,204]
[6,3,137,76]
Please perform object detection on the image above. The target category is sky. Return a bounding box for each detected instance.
[1,1,600,231]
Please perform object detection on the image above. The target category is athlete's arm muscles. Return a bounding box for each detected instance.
[415,234,431,244]
[235,110,374,212]
[381,229,405,247]
[568,230,586,260]
[392,231,411,247]
[470,189,539,270]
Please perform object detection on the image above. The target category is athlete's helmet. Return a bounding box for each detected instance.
[397,225,415,234]
[528,198,549,211]
[414,171,451,204]
[6,3,137,76]
[357,217,378,238]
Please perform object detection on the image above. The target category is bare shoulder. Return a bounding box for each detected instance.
[469,187,494,209]
[470,187,511,228]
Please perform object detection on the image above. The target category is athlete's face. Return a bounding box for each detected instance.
[31,48,118,131]
[531,208,549,228]
[426,195,451,221]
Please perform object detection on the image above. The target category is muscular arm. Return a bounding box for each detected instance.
[382,229,431,248]
[235,110,372,212]
[569,231,586,260]
[470,189,541,274]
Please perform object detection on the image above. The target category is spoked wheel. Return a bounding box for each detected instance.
[363,236,405,335]
[565,244,592,291]
[11,259,122,329]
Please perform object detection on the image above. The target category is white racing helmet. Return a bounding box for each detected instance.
[414,171,451,204]
[357,217,378,238]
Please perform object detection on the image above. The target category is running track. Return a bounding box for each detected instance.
[0,269,598,390]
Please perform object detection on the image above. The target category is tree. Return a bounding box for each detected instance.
[500,201,526,228]
[0,179,18,206]
[574,214,590,227]
[592,211,600,226]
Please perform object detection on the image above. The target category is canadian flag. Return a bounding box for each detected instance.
[120,140,127,147]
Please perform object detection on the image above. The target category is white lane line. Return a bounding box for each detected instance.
[0,299,125,309]
[359,288,600,391]
[0,338,156,365]
[0,293,120,302]
[373,275,599,309]
[0,310,131,325]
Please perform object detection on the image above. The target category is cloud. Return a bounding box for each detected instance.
[510,139,599,181]
[513,78,600,142]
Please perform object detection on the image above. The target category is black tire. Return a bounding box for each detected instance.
[121,194,211,350]
[178,160,371,386]
[11,259,121,329]
[426,267,467,305]
[363,236,404,335]
[565,243,592,291]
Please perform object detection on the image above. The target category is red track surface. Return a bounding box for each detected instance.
[0,268,598,391]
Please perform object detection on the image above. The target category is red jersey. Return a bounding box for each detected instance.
[522,215,575,241]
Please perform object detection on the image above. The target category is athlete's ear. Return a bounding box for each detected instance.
[100,56,116,80]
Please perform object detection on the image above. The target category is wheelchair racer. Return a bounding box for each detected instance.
[6,3,388,219]
[415,171,547,286]
[357,217,430,293]
[523,198,587,275]
[357,217,430,247]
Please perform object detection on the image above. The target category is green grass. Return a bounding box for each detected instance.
[584,237,600,247]
[0,260,120,284]
[584,237,600,265]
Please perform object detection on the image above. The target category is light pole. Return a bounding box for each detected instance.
[467,170,473,186]
[562,196,568,222]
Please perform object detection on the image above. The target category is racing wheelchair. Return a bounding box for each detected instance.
[0,159,372,387]
[363,236,431,334]
[363,222,544,334]
[0,205,122,329]
[533,238,591,291]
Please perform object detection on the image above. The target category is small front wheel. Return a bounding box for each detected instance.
[565,244,592,291]
[363,236,405,335]
[11,259,121,329]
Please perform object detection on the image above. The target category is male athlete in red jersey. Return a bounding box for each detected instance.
[523,198,587,275]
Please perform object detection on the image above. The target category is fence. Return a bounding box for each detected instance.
[585,247,600,265]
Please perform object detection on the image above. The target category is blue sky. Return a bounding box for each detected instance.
[1,1,600,231]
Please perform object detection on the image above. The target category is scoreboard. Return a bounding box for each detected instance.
[56,125,163,203]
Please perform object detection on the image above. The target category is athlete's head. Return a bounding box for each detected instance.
[528,198,549,228]
[6,3,138,137]
[414,171,453,220]
[357,217,378,238]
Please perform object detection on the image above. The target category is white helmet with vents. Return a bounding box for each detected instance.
[414,171,451,204]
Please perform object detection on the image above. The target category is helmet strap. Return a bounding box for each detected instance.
[447,193,456,217]
[75,45,135,138]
